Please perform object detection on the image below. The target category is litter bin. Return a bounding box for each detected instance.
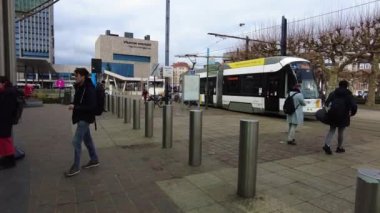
[354,168,380,213]
[62,90,72,105]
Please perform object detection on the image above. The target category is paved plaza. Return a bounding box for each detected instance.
[1,102,380,212]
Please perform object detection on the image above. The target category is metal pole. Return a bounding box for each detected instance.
[145,101,154,137]
[237,120,259,198]
[133,99,140,129]
[205,48,209,109]
[189,110,202,166]
[165,0,170,66]
[0,0,16,83]
[162,105,173,148]
[164,0,170,105]
[354,168,380,213]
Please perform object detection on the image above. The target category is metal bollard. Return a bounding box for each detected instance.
[162,105,173,148]
[111,95,115,114]
[117,96,121,118]
[354,168,380,213]
[105,94,109,112]
[189,110,202,166]
[124,97,131,123]
[133,99,140,129]
[145,101,154,137]
[237,120,259,198]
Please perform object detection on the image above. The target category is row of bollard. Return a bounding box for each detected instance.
[105,95,380,209]
[105,93,260,199]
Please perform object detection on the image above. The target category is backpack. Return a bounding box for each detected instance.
[94,83,105,116]
[283,93,298,115]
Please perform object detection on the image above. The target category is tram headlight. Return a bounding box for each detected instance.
[316,99,321,108]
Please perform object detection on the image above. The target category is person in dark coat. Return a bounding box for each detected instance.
[0,76,18,169]
[323,80,357,155]
[65,68,99,177]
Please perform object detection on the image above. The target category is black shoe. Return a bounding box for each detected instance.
[323,145,332,155]
[0,155,16,170]
[82,160,100,169]
[64,165,80,177]
[287,140,296,145]
[336,147,345,153]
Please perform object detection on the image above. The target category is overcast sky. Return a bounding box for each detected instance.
[54,0,377,67]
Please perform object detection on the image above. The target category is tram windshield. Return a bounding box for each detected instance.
[290,62,319,99]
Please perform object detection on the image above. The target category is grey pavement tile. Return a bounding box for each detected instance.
[308,194,354,213]
[317,171,357,187]
[273,168,314,181]
[157,178,200,194]
[56,190,76,205]
[298,176,346,193]
[294,164,331,176]
[260,162,298,172]
[77,201,97,213]
[185,203,230,213]
[278,182,326,201]
[56,203,77,213]
[151,198,182,213]
[335,167,358,178]
[185,173,225,188]
[258,172,295,187]
[312,161,347,172]
[331,186,356,203]
[291,155,320,164]
[95,195,118,212]
[201,182,237,202]
[287,202,328,213]
[75,189,93,203]
[164,189,215,211]
[265,187,304,206]
[275,158,310,168]
[228,193,292,213]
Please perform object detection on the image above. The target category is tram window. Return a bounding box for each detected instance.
[240,74,263,96]
[224,76,240,95]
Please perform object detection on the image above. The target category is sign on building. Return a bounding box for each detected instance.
[183,75,200,101]
[359,63,371,70]
[163,66,173,77]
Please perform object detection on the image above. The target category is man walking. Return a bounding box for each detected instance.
[286,84,306,145]
[65,68,99,177]
[323,80,357,155]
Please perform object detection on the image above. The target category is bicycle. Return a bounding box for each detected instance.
[148,95,164,108]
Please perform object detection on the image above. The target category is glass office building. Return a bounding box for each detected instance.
[15,0,54,63]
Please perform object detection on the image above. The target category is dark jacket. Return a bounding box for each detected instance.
[72,79,96,124]
[0,87,18,137]
[326,87,357,127]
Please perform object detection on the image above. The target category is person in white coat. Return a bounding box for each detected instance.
[286,84,306,145]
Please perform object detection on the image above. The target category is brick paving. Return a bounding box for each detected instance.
[1,102,380,212]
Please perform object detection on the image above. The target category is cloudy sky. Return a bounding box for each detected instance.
[54,0,377,67]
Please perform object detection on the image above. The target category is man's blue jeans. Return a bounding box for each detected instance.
[72,121,98,169]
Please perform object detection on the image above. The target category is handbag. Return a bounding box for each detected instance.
[316,107,330,125]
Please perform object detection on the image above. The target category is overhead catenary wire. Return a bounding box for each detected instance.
[191,0,380,57]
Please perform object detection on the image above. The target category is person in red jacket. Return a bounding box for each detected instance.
[0,76,18,170]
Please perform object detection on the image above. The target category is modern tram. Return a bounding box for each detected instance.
[198,56,322,115]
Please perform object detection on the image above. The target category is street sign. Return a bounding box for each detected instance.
[183,75,200,101]
[189,70,195,75]
[163,66,173,77]
[151,63,160,77]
